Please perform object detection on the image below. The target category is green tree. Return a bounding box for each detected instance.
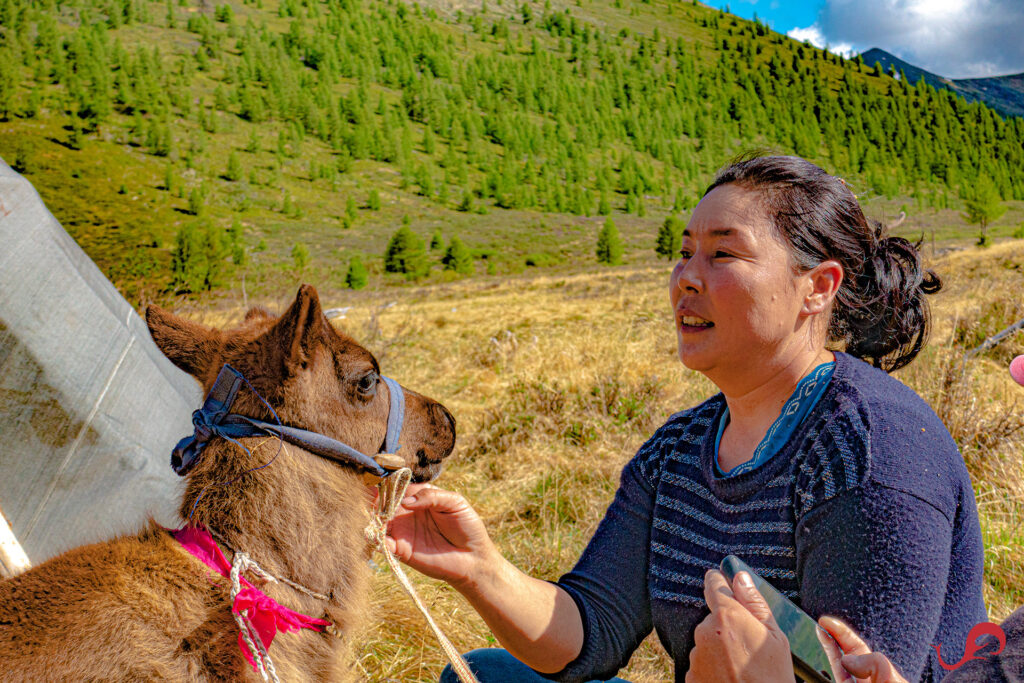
[164,163,175,192]
[457,189,475,212]
[430,227,444,250]
[188,187,205,216]
[368,189,381,211]
[171,220,228,292]
[345,196,358,225]
[384,226,429,279]
[0,51,19,121]
[961,175,1006,247]
[225,151,242,181]
[656,216,684,259]
[441,236,474,275]
[596,218,623,265]
[291,242,310,269]
[345,254,368,289]
[229,217,243,246]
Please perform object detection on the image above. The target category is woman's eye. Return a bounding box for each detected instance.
[679,249,692,259]
[714,251,732,258]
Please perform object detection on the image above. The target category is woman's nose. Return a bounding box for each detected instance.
[672,259,703,294]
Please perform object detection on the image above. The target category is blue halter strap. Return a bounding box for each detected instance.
[171,364,405,479]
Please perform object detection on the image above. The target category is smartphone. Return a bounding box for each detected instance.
[720,555,844,683]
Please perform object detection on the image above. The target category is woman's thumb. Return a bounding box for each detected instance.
[840,652,906,682]
[731,571,779,630]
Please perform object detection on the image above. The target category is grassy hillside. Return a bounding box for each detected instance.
[1,0,1022,305]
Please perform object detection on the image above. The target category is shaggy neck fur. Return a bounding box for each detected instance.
[182,436,375,628]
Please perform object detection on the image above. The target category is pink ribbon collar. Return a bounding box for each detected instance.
[171,525,331,670]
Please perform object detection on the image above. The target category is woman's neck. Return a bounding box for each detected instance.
[716,347,835,472]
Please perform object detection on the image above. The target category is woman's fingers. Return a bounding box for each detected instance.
[818,616,873,656]
[398,486,469,512]
[818,616,908,683]
[702,569,737,612]
[730,571,781,630]
[839,653,908,683]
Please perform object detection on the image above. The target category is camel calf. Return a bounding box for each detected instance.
[0,285,457,681]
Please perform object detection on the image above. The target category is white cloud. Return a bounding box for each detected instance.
[814,0,1024,78]
[787,24,855,58]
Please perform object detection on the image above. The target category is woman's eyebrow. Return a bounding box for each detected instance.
[682,227,737,238]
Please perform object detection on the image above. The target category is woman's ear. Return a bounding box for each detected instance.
[802,260,843,316]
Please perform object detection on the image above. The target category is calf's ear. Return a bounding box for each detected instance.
[146,305,223,380]
[270,284,325,375]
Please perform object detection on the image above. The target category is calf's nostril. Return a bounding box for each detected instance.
[436,404,456,432]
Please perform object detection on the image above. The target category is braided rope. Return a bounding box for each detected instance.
[230,552,281,683]
[211,526,331,603]
[366,469,481,683]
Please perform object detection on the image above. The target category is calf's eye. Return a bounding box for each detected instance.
[357,373,378,394]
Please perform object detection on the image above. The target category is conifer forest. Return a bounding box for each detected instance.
[0,0,1022,303]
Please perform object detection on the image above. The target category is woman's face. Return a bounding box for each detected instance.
[669,183,816,385]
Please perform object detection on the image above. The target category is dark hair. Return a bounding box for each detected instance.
[704,154,941,372]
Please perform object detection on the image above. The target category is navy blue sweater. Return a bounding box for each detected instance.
[550,352,986,682]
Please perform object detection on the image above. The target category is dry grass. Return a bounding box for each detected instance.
[205,242,1024,681]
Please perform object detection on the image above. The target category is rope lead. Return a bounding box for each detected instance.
[366,468,481,683]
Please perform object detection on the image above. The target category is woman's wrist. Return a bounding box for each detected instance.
[450,541,511,596]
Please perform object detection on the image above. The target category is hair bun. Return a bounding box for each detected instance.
[846,234,941,369]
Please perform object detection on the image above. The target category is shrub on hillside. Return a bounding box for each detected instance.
[368,189,381,211]
[656,216,684,259]
[171,220,229,292]
[525,252,557,267]
[291,242,310,270]
[384,226,429,279]
[442,236,474,275]
[225,151,242,181]
[596,218,623,265]
[345,254,368,289]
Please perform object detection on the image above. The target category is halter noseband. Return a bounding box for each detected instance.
[170,364,405,479]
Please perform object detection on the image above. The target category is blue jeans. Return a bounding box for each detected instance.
[439,648,631,683]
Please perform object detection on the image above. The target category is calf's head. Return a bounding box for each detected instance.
[146,285,456,519]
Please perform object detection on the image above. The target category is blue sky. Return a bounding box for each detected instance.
[706,0,1024,79]
[723,0,822,38]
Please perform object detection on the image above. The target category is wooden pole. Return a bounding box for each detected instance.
[0,504,32,579]
[965,317,1024,360]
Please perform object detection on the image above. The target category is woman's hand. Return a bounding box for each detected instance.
[384,483,499,589]
[684,567,908,683]
[685,569,793,683]
[818,616,909,683]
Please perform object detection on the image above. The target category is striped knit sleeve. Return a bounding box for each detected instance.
[543,410,692,682]
[792,392,872,521]
[632,409,691,488]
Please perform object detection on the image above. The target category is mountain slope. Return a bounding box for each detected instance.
[860,47,1024,119]
[0,1,1021,304]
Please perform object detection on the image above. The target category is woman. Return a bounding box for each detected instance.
[385,155,986,682]
[695,355,1024,683]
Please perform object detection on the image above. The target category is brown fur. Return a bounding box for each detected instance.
[0,285,457,682]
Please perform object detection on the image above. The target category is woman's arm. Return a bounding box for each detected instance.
[387,452,660,680]
[386,485,584,674]
[795,481,955,681]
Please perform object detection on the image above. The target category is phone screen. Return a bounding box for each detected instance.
[720,555,844,683]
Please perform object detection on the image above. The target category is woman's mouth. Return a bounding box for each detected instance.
[679,315,714,332]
